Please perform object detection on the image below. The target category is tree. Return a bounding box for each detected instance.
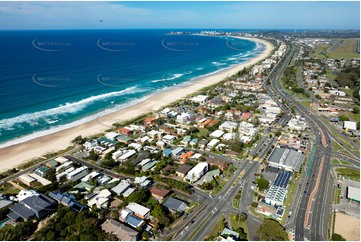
[229,140,245,153]
[275,130,282,137]
[126,189,150,204]
[257,218,288,241]
[256,178,269,191]
[338,115,349,121]
[332,233,346,241]
[235,227,248,241]
[251,202,258,208]
[239,212,248,222]
[352,106,360,114]
[72,135,85,144]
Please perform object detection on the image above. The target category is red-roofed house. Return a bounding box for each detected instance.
[241,112,252,120]
[179,151,193,163]
[144,117,157,126]
[149,186,171,202]
[118,127,133,136]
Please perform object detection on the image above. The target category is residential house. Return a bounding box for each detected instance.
[163,197,188,213]
[8,192,55,221]
[105,132,120,141]
[162,134,177,144]
[87,189,112,209]
[118,127,133,136]
[18,174,36,187]
[144,117,157,126]
[49,192,86,212]
[176,164,193,178]
[180,135,192,146]
[45,160,59,169]
[186,162,208,183]
[101,218,139,241]
[171,147,185,158]
[210,130,224,138]
[34,166,51,178]
[198,139,208,149]
[219,121,238,133]
[179,151,193,163]
[66,166,88,181]
[207,139,220,150]
[149,186,171,202]
[111,181,131,196]
[126,202,150,219]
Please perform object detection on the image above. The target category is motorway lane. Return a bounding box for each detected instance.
[267,43,333,240]
[175,160,250,240]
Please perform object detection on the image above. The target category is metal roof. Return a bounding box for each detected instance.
[163,197,188,213]
[347,186,360,202]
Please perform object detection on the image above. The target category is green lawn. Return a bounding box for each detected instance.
[203,215,225,240]
[339,87,354,97]
[187,213,212,240]
[300,101,311,108]
[336,168,360,181]
[319,116,359,155]
[0,183,20,195]
[227,214,251,241]
[281,176,297,225]
[311,39,360,59]
[347,112,360,123]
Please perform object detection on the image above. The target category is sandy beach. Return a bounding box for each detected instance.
[0,37,274,172]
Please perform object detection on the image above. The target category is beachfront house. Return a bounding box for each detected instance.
[191,95,209,104]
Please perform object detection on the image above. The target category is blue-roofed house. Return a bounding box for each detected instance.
[126,214,144,229]
[49,191,86,212]
[8,193,55,221]
[163,149,172,157]
[189,138,198,147]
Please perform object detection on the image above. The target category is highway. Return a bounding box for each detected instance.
[267,42,334,241]
[174,159,250,240]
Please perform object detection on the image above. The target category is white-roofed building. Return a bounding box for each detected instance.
[111,181,131,196]
[105,132,120,141]
[126,202,151,219]
[54,156,69,164]
[210,130,224,138]
[87,189,112,209]
[347,186,360,202]
[186,162,208,183]
[219,121,238,133]
[191,95,209,104]
[162,134,177,144]
[66,166,88,181]
[128,143,142,151]
[207,139,220,150]
[344,121,357,131]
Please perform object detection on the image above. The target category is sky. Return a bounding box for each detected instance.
[0,1,359,30]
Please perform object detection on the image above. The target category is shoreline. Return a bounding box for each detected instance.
[0,37,274,172]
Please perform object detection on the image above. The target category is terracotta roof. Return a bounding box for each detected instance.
[149,186,171,198]
[144,117,156,123]
[241,112,252,119]
[118,127,132,134]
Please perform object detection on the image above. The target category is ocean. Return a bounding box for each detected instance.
[0,29,264,147]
